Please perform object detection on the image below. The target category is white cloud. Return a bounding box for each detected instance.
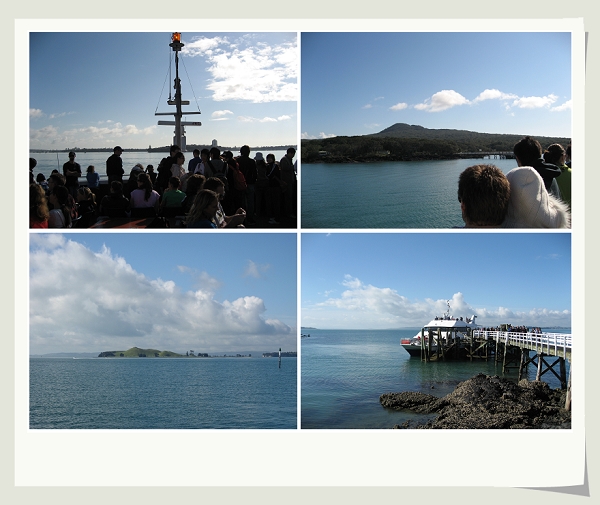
[414,90,470,112]
[472,89,518,102]
[244,260,271,279]
[277,115,291,121]
[184,35,297,103]
[305,276,571,329]
[390,102,408,111]
[30,108,44,119]
[319,132,336,139]
[362,104,372,109]
[212,110,234,118]
[29,236,293,354]
[511,94,558,109]
[551,99,572,112]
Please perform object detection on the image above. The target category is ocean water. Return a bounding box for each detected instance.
[300,329,571,429]
[300,158,519,229]
[30,356,297,429]
[30,150,289,182]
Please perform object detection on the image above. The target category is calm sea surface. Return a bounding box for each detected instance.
[30,356,297,429]
[300,158,519,229]
[30,150,289,182]
[301,328,571,429]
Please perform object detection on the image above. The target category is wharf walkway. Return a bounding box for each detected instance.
[420,329,572,408]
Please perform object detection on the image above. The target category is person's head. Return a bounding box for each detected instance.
[136,172,152,190]
[30,158,37,171]
[49,184,70,207]
[240,145,251,157]
[187,189,219,225]
[286,147,296,158]
[457,164,510,227]
[87,165,95,174]
[566,144,572,162]
[147,164,155,173]
[36,173,46,183]
[185,174,206,195]
[113,146,123,155]
[196,190,219,218]
[49,185,72,226]
[254,152,264,163]
[503,167,571,228]
[222,150,233,161]
[193,149,200,157]
[175,152,185,165]
[201,148,210,161]
[266,153,276,164]
[68,151,76,162]
[543,143,566,166]
[169,176,181,190]
[210,147,221,159]
[203,177,225,199]
[29,183,49,222]
[48,173,66,191]
[77,186,95,203]
[513,136,543,167]
[110,180,124,195]
[170,145,181,156]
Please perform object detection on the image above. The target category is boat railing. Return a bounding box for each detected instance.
[473,330,571,357]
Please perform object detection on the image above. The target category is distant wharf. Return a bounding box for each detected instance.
[456,151,515,159]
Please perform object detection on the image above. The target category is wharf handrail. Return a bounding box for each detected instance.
[473,330,571,357]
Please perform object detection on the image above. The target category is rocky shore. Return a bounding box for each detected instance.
[380,373,571,429]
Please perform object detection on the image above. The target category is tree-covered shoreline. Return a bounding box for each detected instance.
[301,123,570,163]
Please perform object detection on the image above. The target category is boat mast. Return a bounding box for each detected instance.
[155,33,202,151]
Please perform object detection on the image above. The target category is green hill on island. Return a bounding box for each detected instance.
[301,123,571,163]
[98,347,187,358]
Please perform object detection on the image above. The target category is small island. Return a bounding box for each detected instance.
[98,347,210,358]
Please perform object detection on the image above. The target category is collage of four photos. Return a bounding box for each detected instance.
[26,27,578,442]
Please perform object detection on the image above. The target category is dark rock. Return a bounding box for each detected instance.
[380,373,570,429]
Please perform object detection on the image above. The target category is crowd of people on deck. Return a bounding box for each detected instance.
[457,136,572,229]
[29,144,297,229]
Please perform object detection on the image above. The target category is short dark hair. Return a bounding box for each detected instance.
[240,145,251,156]
[458,164,510,227]
[48,173,66,186]
[170,145,181,155]
[514,136,542,166]
[543,143,565,165]
[169,176,180,188]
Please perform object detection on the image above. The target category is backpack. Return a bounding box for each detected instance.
[233,167,247,191]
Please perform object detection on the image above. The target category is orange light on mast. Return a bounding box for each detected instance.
[172,32,181,43]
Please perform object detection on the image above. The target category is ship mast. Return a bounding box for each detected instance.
[155,32,202,151]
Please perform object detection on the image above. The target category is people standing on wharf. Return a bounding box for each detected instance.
[279,147,297,219]
[63,151,82,198]
[513,136,561,198]
[194,149,210,176]
[457,164,510,228]
[106,146,124,184]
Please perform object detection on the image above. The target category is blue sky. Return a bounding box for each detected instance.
[301,232,571,329]
[29,233,297,355]
[301,32,572,140]
[29,31,297,150]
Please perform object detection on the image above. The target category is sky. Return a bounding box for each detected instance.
[301,32,572,140]
[29,31,297,150]
[29,233,297,355]
[301,232,571,329]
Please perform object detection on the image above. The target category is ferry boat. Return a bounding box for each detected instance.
[401,301,479,358]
